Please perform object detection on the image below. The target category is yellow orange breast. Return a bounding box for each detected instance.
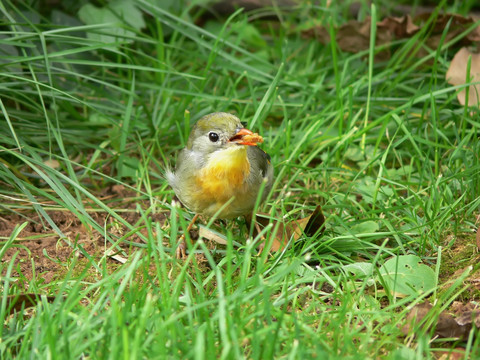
[192,146,250,211]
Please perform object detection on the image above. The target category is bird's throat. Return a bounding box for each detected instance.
[203,146,250,182]
[195,146,250,200]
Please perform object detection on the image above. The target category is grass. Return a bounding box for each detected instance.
[1,0,480,358]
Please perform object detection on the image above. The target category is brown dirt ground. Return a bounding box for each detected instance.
[0,184,168,287]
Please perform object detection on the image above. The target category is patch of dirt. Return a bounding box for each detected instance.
[0,185,168,289]
[440,233,480,301]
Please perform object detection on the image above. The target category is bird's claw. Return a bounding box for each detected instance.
[256,241,265,256]
[176,236,187,259]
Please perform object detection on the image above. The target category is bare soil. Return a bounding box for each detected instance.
[0,185,167,287]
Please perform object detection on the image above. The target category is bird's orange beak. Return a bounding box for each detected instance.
[229,128,264,146]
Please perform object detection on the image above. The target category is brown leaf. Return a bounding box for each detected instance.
[199,227,227,245]
[377,15,419,38]
[401,302,431,335]
[195,207,325,253]
[106,249,128,263]
[248,205,325,252]
[435,348,466,360]
[43,159,60,169]
[455,310,480,327]
[304,205,326,238]
[209,0,298,15]
[5,294,57,314]
[415,13,480,43]
[476,225,480,248]
[303,17,396,60]
[446,47,480,107]
[302,13,480,61]
[335,19,376,54]
[304,15,420,60]
[436,314,471,340]
[349,3,436,18]
[451,301,480,327]
[401,302,471,340]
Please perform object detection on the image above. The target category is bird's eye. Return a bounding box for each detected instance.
[208,132,219,142]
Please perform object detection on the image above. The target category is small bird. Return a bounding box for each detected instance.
[167,112,273,258]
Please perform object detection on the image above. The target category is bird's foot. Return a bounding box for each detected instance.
[176,235,187,259]
[256,240,265,256]
[175,213,200,260]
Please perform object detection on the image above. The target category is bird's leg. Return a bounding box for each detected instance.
[176,213,199,259]
[254,221,267,256]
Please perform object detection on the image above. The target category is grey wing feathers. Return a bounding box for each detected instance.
[249,146,271,178]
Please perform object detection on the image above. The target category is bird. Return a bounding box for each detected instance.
[167,112,273,258]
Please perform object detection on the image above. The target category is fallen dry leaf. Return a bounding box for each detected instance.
[446,47,480,107]
[415,13,480,43]
[246,205,325,252]
[303,16,398,61]
[451,301,480,327]
[403,13,480,60]
[476,225,480,248]
[349,3,436,18]
[208,0,297,15]
[5,294,57,315]
[302,13,480,61]
[198,207,325,253]
[106,249,128,264]
[401,301,480,341]
[43,159,60,169]
[455,310,480,327]
[378,14,419,37]
[199,226,227,245]
[435,348,466,360]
